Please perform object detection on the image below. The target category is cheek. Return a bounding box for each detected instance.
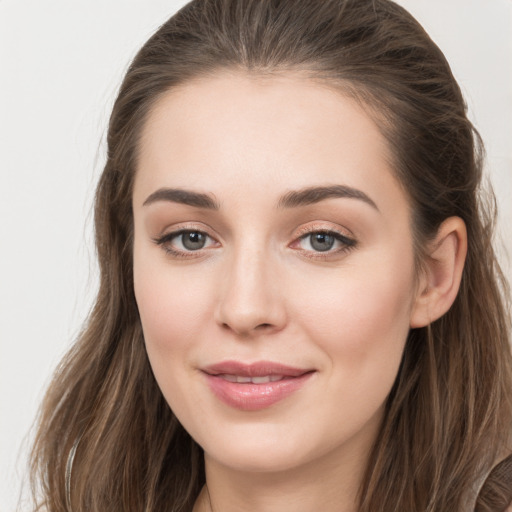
[133,259,219,426]
[290,252,415,393]
[133,257,214,371]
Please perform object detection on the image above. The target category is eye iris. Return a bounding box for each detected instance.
[182,231,206,250]
[310,233,335,252]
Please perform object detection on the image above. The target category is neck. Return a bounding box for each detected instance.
[193,430,376,512]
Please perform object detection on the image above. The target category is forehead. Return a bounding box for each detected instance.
[134,72,406,215]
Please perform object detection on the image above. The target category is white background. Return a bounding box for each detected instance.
[1,1,511,509]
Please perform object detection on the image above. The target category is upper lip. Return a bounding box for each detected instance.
[202,360,313,377]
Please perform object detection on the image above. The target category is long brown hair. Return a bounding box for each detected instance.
[30,1,512,510]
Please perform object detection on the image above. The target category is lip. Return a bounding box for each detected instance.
[202,360,315,411]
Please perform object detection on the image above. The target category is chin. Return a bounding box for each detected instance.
[195,419,337,475]
[206,442,311,474]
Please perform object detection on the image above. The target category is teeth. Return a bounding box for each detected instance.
[251,376,270,384]
[221,374,285,383]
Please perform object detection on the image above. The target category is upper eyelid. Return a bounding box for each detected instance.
[155,222,218,239]
[299,231,354,243]
[294,223,355,240]
[156,228,217,244]
[293,231,356,248]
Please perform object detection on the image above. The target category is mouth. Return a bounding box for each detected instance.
[202,360,315,411]
[214,374,290,383]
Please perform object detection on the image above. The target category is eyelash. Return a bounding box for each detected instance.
[292,227,357,260]
[152,229,218,259]
[153,226,357,260]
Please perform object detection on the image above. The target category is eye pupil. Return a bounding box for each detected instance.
[310,233,335,252]
[182,231,206,250]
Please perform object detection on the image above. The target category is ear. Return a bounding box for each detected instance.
[410,217,467,328]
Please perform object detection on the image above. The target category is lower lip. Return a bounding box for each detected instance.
[204,372,314,411]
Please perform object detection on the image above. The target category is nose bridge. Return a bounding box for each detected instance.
[216,237,286,336]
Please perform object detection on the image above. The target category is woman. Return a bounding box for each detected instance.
[30,0,512,510]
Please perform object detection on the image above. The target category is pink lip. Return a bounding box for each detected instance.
[202,360,315,411]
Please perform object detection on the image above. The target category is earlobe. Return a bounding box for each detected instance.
[409,217,467,328]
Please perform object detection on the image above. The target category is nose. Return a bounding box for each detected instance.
[214,246,287,337]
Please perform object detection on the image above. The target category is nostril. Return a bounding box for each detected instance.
[221,321,275,335]
[256,323,272,330]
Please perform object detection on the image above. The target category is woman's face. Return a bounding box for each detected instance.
[133,73,420,474]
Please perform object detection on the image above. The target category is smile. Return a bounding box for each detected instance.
[202,361,315,411]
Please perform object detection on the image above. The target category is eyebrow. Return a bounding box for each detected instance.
[277,185,378,211]
[142,184,378,211]
[143,188,220,209]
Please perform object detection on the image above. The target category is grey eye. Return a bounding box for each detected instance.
[309,233,336,252]
[181,231,207,250]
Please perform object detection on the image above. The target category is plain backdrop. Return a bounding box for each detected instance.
[1,0,511,509]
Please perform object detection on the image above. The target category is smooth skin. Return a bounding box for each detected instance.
[132,72,467,512]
